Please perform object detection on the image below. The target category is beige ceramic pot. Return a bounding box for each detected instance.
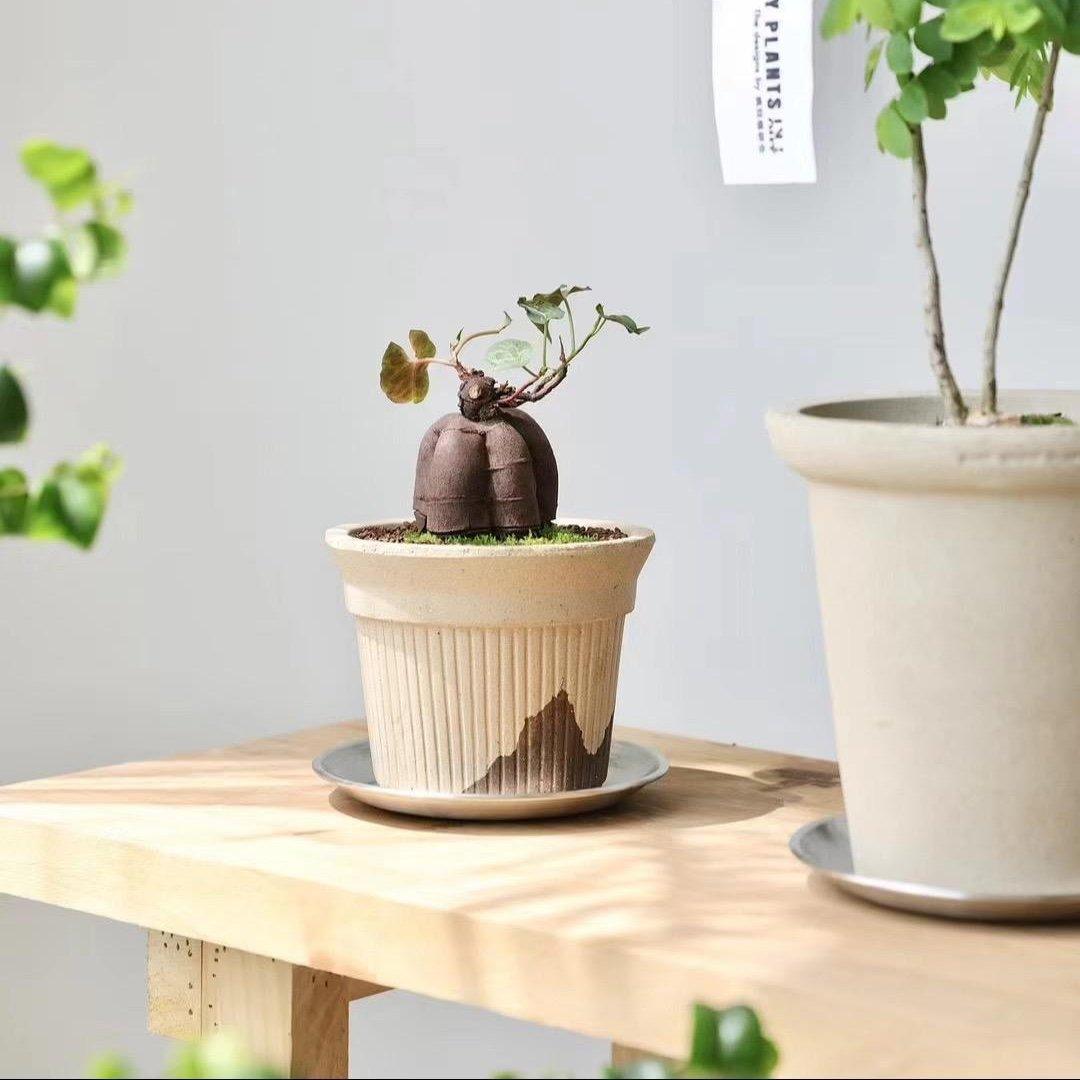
[326,519,654,795]
[768,391,1080,894]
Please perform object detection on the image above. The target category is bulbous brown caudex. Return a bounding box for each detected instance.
[379,286,648,536]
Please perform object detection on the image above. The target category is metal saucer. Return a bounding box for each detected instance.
[314,738,668,821]
[791,815,1080,922]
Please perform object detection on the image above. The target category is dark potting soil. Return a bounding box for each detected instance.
[348,522,628,545]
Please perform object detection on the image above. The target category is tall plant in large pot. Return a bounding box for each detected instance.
[768,2,1080,893]
[328,286,653,795]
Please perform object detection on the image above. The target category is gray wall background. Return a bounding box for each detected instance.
[2,1,1079,1075]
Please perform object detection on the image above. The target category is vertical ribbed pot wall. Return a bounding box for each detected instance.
[768,392,1080,894]
[327,520,654,795]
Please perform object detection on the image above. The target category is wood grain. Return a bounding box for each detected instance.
[148,934,382,1078]
[2,723,1079,1077]
[202,942,350,1079]
[148,930,201,1039]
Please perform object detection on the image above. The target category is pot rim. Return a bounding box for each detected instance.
[767,390,1080,492]
[768,390,1080,439]
[325,517,655,559]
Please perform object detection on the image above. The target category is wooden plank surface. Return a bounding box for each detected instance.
[1,722,1079,1078]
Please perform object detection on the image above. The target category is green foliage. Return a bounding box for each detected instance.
[0,468,29,533]
[865,39,886,86]
[826,0,1076,158]
[87,1052,132,1079]
[596,304,650,335]
[2,139,132,550]
[914,14,955,60]
[886,30,915,72]
[88,1031,284,1079]
[21,140,98,211]
[92,1006,776,1079]
[897,78,931,121]
[0,139,133,320]
[822,0,860,38]
[876,102,915,156]
[378,285,647,408]
[403,524,605,546]
[516,284,589,338]
[942,0,1043,42]
[2,444,124,549]
[0,365,29,442]
[684,1004,779,1079]
[1020,411,1075,423]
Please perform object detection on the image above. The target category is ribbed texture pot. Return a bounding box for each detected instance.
[328,520,653,794]
[768,392,1080,894]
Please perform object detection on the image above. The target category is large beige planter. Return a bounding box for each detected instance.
[326,519,654,795]
[768,391,1080,894]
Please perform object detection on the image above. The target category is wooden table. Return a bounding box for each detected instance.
[1,723,1078,1079]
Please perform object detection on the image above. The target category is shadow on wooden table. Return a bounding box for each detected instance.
[326,765,785,833]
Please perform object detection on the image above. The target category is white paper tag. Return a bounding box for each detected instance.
[712,0,817,185]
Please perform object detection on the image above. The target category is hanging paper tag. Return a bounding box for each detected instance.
[712,0,817,185]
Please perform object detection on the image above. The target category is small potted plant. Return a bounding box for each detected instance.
[768,3,1080,894]
[327,286,654,795]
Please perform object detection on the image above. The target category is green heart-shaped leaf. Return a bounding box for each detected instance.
[597,304,650,334]
[89,222,126,277]
[21,139,99,211]
[517,291,566,330]
[897,78,930,123]
[920,63,962,101]
[821,0,858,38]
[484,338,537,371]
[380,341,430,404]
[886,31,915,74]
[0,237,14,305]
[915,14,956,57]
[0,366,29,443]
[688,1004,778,1079]
[47,275,78,318]
[893,0,925,30]
[27,444,121,549]
[12,239,70,312]
[860,0,897,31]
[876,103,915,158]
[0,467,29,534]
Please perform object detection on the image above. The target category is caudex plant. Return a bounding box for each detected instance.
[0,139,132,548]
[823,0,1080,424]
[379,285,647,537]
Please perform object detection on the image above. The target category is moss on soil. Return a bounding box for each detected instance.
[348,522,626,545]
[1019,413,1075,426]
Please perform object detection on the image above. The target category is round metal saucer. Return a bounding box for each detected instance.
[791,815,1080,922]
[314,738,669,821]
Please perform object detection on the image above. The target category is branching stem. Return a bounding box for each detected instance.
[564,300,577,353]
[911,126,967,425]
[500,309,610,407]
[981,42,1061,417]
[450,312,513,372]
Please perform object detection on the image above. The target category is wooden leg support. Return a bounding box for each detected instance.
[148,930,385,1079]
